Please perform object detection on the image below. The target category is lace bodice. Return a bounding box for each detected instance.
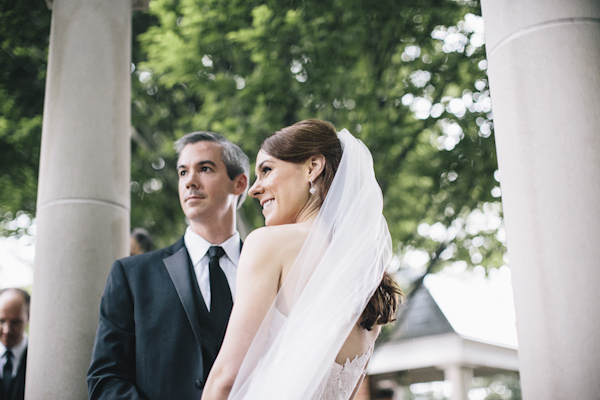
[318,346,372,400]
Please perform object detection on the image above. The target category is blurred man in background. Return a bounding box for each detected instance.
[0,288,30,400]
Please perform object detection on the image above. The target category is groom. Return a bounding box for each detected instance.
[87,132,249,399]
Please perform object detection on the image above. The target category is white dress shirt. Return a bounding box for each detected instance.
[0,335,27,378]
[184,226,240,311]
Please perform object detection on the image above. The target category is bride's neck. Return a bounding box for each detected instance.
[294,199,321,224]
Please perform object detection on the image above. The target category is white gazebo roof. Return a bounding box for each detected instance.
[368,268,519,383]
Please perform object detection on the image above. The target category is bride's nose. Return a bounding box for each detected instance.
[249,180,262,198]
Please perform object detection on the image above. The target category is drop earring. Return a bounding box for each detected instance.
[309,181,316,195]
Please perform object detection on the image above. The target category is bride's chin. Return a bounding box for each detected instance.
[265,215,278,226]
[264,215,281,227]
[263,214,273,226]
[262,205,275,219]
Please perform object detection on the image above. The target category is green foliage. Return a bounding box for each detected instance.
[1,0,505,271]
[0,0,50,235]
[131,0,504,269]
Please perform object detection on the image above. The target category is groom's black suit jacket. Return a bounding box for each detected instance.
[0,348,26,400]
[87,237,231,400]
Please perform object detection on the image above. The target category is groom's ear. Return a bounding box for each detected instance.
[307,154,326,181]
[232,173,248,196]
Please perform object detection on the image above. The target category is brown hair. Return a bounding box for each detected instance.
[260,119,342,203]
[360,272,404,331]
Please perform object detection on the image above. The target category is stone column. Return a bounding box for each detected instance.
[480,1,600,399]
[27,0,132,398]
[442,365,473,400]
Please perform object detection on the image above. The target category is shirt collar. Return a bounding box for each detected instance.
[0,334,27,361]
[184,226,241,266]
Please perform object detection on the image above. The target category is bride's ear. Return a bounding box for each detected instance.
[307,154,326,181]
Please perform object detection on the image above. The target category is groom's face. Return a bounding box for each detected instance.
[177,141,238,225]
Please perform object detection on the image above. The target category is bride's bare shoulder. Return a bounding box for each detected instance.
[245,223,309,249]
[242,223,310,263]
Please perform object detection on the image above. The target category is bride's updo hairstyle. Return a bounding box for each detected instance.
[260,119,342,204]
[361,271,404,330]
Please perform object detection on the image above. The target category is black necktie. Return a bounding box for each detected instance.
[3,349,13,398]
[208,246,233,332]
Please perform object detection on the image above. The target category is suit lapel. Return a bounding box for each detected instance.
[163,242,222,373]
[163,246,207,347]
[163,236,242,379]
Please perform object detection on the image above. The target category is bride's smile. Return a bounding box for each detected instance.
[261,199,274,209]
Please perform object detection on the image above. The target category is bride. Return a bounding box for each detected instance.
[202,119,402,399]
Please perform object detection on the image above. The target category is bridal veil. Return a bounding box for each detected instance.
[229,128,392,399]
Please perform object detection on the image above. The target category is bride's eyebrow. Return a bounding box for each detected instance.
[255,160,270,173]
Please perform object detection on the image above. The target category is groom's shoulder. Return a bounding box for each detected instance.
[117,236,185,269]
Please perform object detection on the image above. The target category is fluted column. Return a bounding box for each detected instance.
[27,0,132,398]
[481,1,600,398]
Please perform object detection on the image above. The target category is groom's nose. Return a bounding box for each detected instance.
[184,171,201,189]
